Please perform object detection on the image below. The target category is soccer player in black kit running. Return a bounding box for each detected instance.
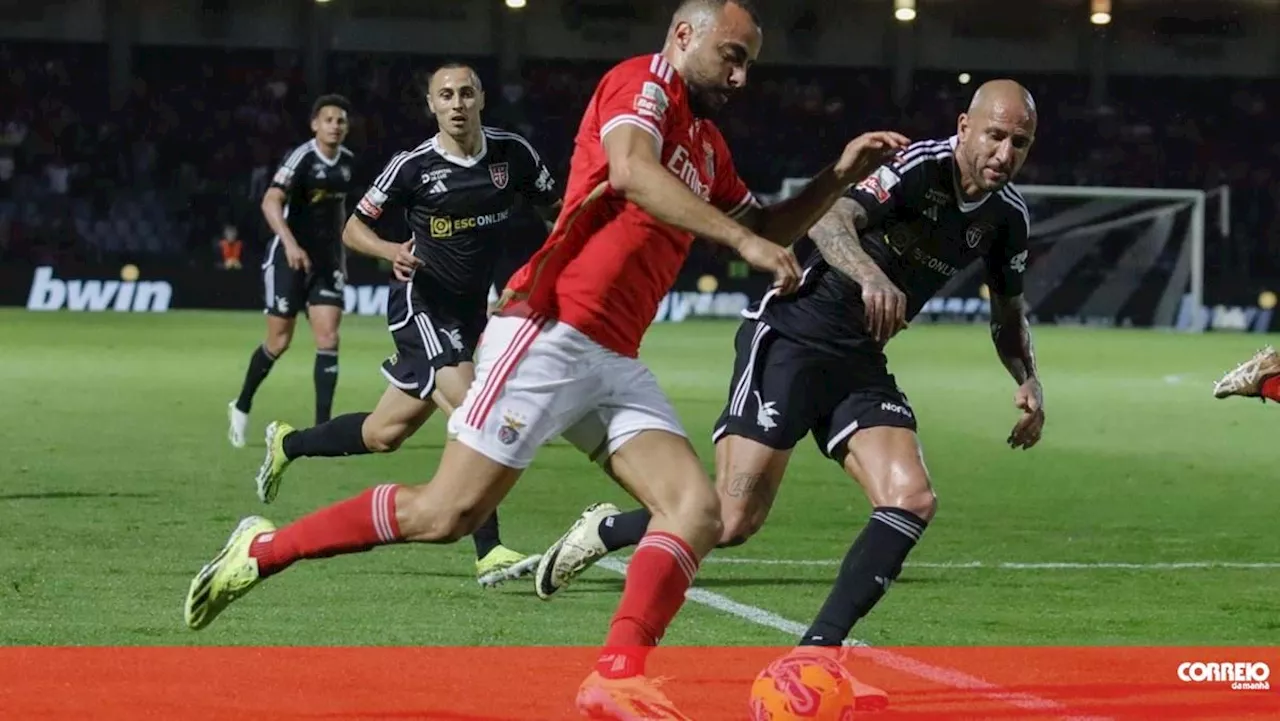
[229,95,356,448]
[250,64,561,586]
[538,80,1045,650]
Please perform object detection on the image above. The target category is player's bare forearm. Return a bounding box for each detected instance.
[990,293,1038,384]
[739,164,848,247]
[808,197,885,284]
[260,189,299,247]
[604,126,755,253]
[342,216,399,263]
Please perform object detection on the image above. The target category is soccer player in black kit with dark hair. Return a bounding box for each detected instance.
[228,94,356,448]
[537,80,1045,667]
[252,64,562,586]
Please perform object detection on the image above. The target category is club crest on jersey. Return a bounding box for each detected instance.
[489,162,510,189]
[965,222,994,248]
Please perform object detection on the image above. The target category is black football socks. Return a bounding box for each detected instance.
[235,345,278,413]
[282,412,370,459]
[598,508,652,551]
[314,349,339,424]
[473,511,503,560]
[799,506,928,646]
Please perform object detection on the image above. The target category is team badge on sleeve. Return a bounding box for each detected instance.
[358,187,388,219]
[633,81,670,125]
[489,162,510,190]
[273,167,293,186]
[856,165,900,204]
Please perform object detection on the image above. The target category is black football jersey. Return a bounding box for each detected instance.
[270,139,356,263]
[353,126,560,298]
[754,135,1031,357]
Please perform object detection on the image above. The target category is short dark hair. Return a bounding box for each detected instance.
[424,62,483,94]
[675,0,760,27]
[311,93,351,119]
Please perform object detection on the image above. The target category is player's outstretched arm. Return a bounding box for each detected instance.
[990,293,1044,449]
[809,197,907,342]
[603,125,801,292]
[738,132,910,247]
[342,216,421,281]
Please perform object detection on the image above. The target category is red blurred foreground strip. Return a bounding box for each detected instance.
[1,646,1276,720]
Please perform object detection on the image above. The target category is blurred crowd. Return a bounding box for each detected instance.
[2,41,1276,289]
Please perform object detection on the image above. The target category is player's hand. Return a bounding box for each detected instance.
[737,235,802,295]
[860,270,908,343]
[284,242,312,273]
[391,240,421,282]
[834,131,912,185]
[491,287,526,317]
[1008,378,1045,450]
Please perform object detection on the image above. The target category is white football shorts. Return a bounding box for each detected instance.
[448,310,687,469]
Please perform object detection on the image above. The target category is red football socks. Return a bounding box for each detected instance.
[1261,376,1280,402]
[596,531,700,679]
[249,484,403,577]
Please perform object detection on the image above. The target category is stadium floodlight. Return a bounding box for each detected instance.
[505,0,527,8]
[894,0,916,23]
[1090,0,1112,25]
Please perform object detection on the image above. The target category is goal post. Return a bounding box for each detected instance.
[1014,184,1227,334]
[764,180,1230,333]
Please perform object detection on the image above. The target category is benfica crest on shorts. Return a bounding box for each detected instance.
[489,162,510,189]
[497,411,525,445]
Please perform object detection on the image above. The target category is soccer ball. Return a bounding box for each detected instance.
[749,651,858,720]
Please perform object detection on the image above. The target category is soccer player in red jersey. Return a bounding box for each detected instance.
[183,0,906,716]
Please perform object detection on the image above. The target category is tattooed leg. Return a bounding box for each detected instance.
[714,435,793,547]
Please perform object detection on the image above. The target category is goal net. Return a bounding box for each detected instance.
[768,180,1229,333]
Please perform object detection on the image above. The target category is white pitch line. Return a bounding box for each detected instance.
[597,557,1106,721]
[692,558,1280,570]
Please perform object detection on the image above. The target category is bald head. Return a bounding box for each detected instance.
[968,79,1037,124]
[954,78,1037,196]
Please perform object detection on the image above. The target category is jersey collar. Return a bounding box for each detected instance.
[431,132,489,168]
[311,139,343,167]
[948,135,991,213]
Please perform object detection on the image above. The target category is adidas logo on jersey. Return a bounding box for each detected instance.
[429,180,447,194]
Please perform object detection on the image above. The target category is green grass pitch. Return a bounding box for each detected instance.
[2,309,1278,647]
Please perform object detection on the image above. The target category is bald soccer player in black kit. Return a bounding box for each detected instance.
[537,80,1046,669]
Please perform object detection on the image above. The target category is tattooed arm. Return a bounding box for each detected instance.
[989,293,1037,385]
[990,292,1044,449]
[808,197,906,342]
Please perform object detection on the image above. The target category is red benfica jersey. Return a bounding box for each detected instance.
[505,53,758,358]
